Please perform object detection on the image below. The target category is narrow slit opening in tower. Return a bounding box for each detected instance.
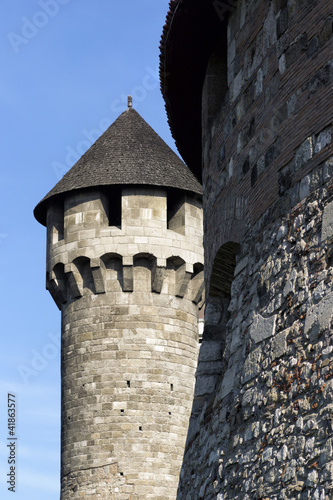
[202,26,228,128]
[167,189,185,235]
[108,187,122,228]
[49,201,64,244]
[209,242,239,300]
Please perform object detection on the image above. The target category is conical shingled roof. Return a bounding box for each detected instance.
[34,106,202,225]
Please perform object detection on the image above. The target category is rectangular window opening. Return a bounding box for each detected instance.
[167,190,185,235]
[108,187,122,228]
[49,202,64,244]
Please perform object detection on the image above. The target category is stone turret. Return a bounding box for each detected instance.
[34,102,204,499]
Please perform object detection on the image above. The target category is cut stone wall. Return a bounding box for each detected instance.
[46,187,203,499]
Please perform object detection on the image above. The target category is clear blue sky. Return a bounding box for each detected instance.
[0,1,176,498]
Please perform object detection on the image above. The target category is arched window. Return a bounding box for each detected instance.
[209,242,239,299]
[202,32,228,130]
[191,242,239,421]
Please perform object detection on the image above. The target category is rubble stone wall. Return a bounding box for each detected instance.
[178,0,333,498]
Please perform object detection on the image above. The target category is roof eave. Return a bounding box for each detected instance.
[34,182,202,227]
[159,0,229,181]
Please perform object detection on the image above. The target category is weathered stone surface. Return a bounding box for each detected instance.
[321,201,333,241]
[305,291,333,338]
[219,364,238,399]
[194,375,217,397]
[249,313,276,344]
[198,341,223,362]
[205,301,223,325]
[43,186,204,499]
[270,328,288,360]
[243,346,262,383]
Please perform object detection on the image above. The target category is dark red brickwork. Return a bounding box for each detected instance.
[202,0,333,284]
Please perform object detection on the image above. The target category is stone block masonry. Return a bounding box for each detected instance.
[46,187,203,499]
[36,101,204,497]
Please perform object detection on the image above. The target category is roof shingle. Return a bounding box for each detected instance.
[34,106,202,225]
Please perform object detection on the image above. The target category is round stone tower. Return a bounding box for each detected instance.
[34,101,203,499]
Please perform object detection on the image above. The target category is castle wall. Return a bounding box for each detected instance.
[46,187,203,499]
[178,0,333,498]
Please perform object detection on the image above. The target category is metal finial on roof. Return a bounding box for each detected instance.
[128,95,133,108]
